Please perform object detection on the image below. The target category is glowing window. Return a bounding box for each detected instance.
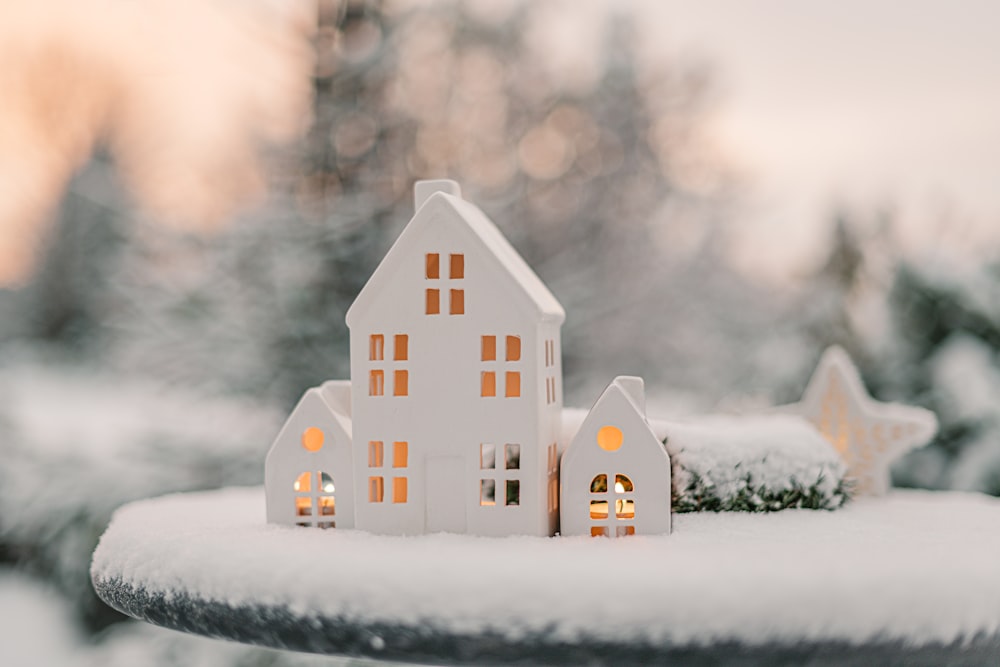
[320,472,335,493]
[505,371,520,398]
[616,526,635,537]
[480,479,496,506]
[392,477,408,503]
[369,370,384,396]
[368,440,383,468]
[591,526,609,538]
[449,253,464,279]
[394,370,408,396]
[393,441,408,468]
[426,253,439,279]
[616,498,636,519]
[318,497,335,517]
[481,335,496,361]
[369,476,384,503]
[481,371,496,397]
[294,471,335,526]
[506,336,521,361]
[450,289,464,315]
[506,480,520,506]
[505,444,520,470]
[590,499,609,519]
[301,427,324,452]
[597,425,623,451]
[394,334,408,361]
[590,474,608,493]
[480,443,496,469]
[426,289,440,315]
[296,497,312,516]
[370,334,384,361]
[615,474,634,493]
[294,471,312,493]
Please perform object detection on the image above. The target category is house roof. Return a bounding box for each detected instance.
[316,380,352,438]
[346,185,565,328]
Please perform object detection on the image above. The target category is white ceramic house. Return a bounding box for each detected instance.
[266,180,566,536]
[560,376,672,537]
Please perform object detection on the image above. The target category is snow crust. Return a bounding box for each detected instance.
[92,487,1000,647]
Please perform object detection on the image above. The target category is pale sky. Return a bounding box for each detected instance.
[634,0,1000,278]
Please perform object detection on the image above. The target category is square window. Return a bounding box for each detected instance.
[370,334,384,361]
[319,496,335,516]
[426,289,440,315]
[505,371,520,398]
[450,253,464,279]
[450,289,464,315]
[505,443,520,470]
[392,477,408,503]
[481,371,496,397]
[481,335,496,361]
[480,443,496,469]
[295,497,312,516]
[394,334,408,361]
[480,479,496,506]
[616,498,635,519]
[591,526,609,538]
[617,526,636,537]
[394,370,408,396]
[393,441,408,468]
[369,370,384,396]
[506,335,521,361]
[369,476,384,503]
[590,499,609,519]
[426,253,439,279]
[368,441,384,468]
[505,479,520,506]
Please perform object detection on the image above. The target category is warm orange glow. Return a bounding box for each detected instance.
[615,474,634,492]
[301,427,324,452]
[426,253,440,279]
[393,476,408,503]
[615,498,635,519]
[590,474,607,493]
[294,471,311,493]
[426,288,440,314]
[505,371,520,397]
[481,335,496,361]
[450,289,464,314]
[318,496,335,516]
[394,334,408,361]
[506,335,521,361]
[393,441,408,468]
[368,440,384,468]
[597,426,623,451]
[590,499,609,519]
[370,334,384,361]
[449,253,464,279]
[369,370,384,396]
[369,476,384,503]
[617,526,635,537]
[481,371,496,397]
[394,370,408,396]
[295,496,312,516]
[591,526,608,538]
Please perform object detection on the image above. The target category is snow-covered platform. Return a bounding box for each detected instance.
[92,487,1000,665]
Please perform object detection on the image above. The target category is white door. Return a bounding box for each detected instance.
[426,456,466,533]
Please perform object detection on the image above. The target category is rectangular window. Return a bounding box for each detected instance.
[481,335,496,361]
[481,371,496,397]
[546,377,552,404]
[426,253,439,279]
[370,334,384,361]
[392,477,408,503]
[450,289,464,315]
[368,440,384,468]
[505,371,520,398]
[506,335,521,361]
[394,370,408,396]
[544,339,551,367]
[369,370,384,396]
[506,480,520,506]
[295,497,312,516]
[617,526,636,537]
[394,334,408,361]
[480,443,496,469]
[590,499,609,519]
[426,288,440,315]
[393,441,408,468]
[616,499,635,519]
[480,479,496,506]
[591,526,609,538]
[369,476,384,503]
[505,443,520,470]
[449,253,464,279]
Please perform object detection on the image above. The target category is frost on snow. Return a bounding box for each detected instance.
[562,409,850,513]
[92,486,1000,647]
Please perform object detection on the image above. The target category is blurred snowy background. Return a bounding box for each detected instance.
[2,0,1000,664]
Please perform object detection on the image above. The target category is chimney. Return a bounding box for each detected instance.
[414,179,462,211]
[613,376,646,416]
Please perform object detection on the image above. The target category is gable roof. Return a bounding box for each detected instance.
[346,186,565,328]
[564,376,666,464]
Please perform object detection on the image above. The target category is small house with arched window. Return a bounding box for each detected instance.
[560,376,671,537]
[265,381,355,529]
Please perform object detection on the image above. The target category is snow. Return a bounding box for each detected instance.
[92,486,1000,647]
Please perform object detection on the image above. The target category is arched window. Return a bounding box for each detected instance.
[293,471,336,529]
[589,473,635,537]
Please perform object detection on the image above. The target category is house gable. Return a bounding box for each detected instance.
[345,184,565,331]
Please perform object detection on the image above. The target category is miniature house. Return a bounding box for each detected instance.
[266,180,566,536]
[560,376,672,537]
